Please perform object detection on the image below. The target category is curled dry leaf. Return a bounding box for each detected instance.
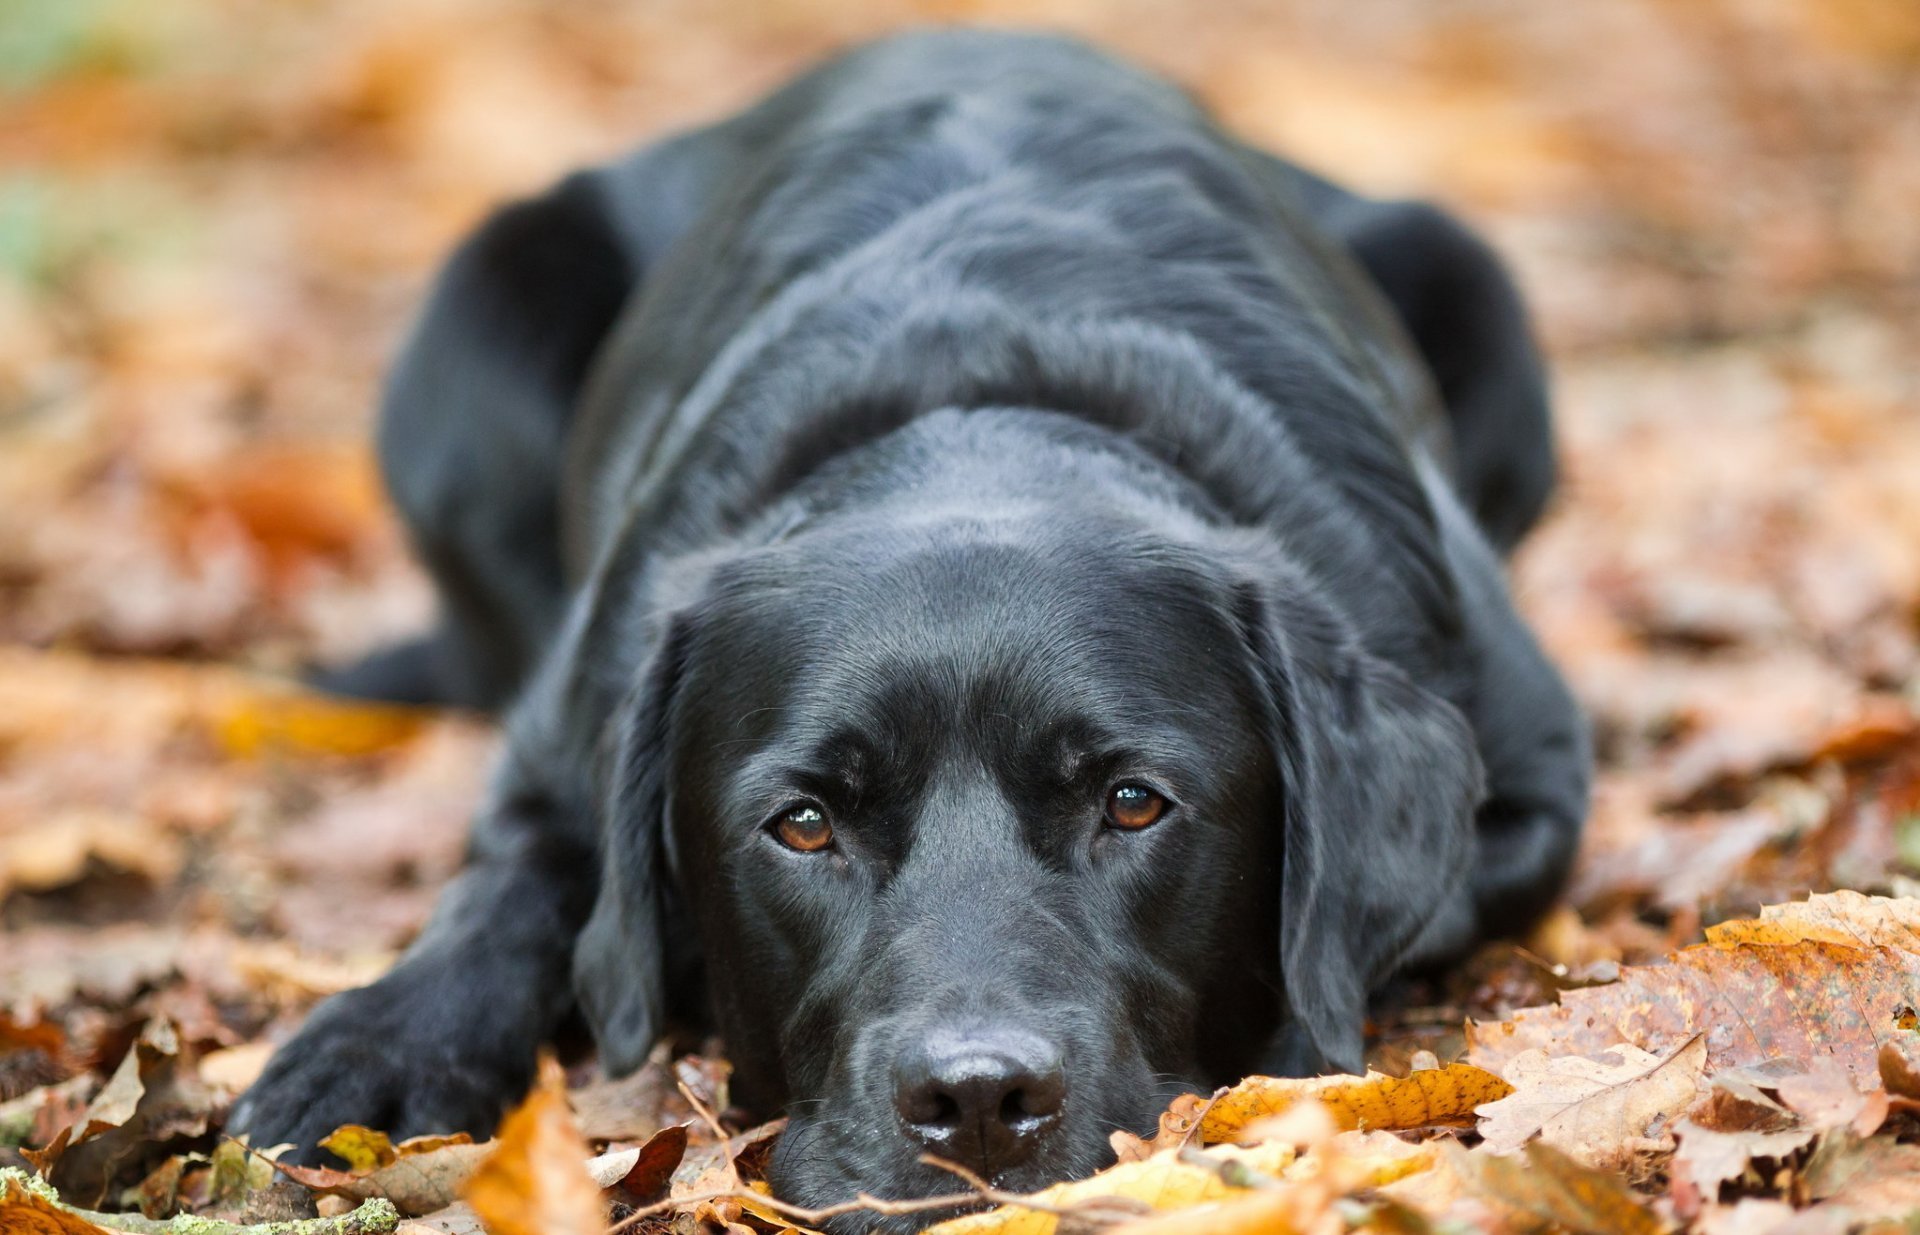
[1200,1063,1513,1143]
[1475,1036,1708,1172]
[461,1059,601,1235]
[1469,893,1920,1083]
[31,1020,216,1210]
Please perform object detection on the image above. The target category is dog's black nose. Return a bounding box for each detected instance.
[893,1029,1066,1174]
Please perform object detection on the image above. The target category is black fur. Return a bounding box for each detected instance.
[235,30,1587,1227]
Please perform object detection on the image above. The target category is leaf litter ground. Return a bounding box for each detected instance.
[3,2,1920,1234]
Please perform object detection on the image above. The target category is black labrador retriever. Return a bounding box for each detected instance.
[233,28,1588,1222]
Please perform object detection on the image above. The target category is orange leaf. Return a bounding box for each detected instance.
[463,1058,603,1235]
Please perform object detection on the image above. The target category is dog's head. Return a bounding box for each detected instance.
[573,425,1481,1222]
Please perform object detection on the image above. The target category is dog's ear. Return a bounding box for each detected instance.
[572,612,695,1076]
[1239,578,1483,1074]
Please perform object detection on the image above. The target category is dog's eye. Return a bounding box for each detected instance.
[771,803,834,852]
[1104,783,1168,830]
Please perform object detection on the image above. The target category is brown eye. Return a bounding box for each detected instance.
[1104,783,1168,830]
[772,803,834,852]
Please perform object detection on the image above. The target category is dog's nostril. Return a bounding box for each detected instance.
[893,1030,1066,1172]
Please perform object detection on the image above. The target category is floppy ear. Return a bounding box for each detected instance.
[572,613,694,1076]
[1242,581,1483,1074]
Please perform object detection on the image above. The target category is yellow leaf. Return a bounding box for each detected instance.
[207,689,428,759]
[1201,1064,1513,1143]
[318,1126,473,1174]
[321,1126,399,1173]
[1104,1189,1295,1235]
[1703,890,1920,951]
[464,1058,603,1235]
[924,1142,1295,1235]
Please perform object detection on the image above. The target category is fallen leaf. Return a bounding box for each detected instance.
[1469,894,1920,1084]
[608,1125,686,1201]
[1201,1063,1512,1143]
[0,808,185,901]
[1477,1037,1707,1172]
[1707,891,1920,951]
[0,1170,114,1235]
[1770,1066,1890,1138]
[207,688,428,760]
[462,1058,601,1235]
[1878,1036,1920,1099]
[1670,1120,1813,1204]
[925,1142,1296,1235]
[38,1020,214,1209]
[1801,1133,1920,1216]
[319,1128,475,1175]
[1451,1141,1671,1235]
[566,1056,676,1143]
[277,1144,494,1217]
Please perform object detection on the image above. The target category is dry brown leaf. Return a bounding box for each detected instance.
[1669,1119,1813,1203]
[1770,1066,1890,1138]
[35,1020,214,1209]
[1878,1037,1920,1099]
[1476,1037,1707,1171]
[566,1056,677,1143]
[606,1125,686,1201]
[277,1144,494,1217]
[1450,1141,1671,1235]
[1201,1063,1512,1143]
[1801,1134,1920,1218]
[1469,893,1920,1084]
[0,809,185,901]
[462,1058,601,1235]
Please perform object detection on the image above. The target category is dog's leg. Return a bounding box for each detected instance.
[324,170,640,712]
[229,731,595,1157]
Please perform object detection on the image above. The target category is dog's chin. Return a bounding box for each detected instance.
[767,1112,1122,1235]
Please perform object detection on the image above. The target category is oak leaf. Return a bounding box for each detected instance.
[1476,1037,1707,1171]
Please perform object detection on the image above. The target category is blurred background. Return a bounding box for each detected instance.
[1,0,1918,1075]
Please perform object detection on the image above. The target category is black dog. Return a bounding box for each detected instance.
[233,28,1587,1223]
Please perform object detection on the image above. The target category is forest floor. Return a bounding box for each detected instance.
[3,2,1919,1233]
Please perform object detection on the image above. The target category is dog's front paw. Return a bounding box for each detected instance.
[229,982,534,1164]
